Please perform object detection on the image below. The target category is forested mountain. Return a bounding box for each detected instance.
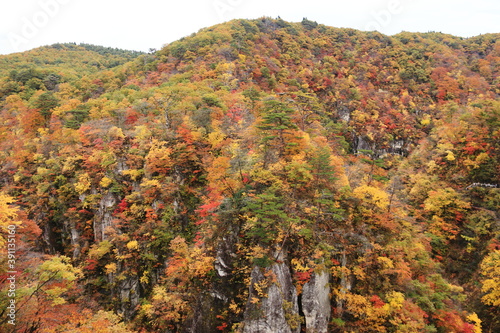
[0,18,499,332]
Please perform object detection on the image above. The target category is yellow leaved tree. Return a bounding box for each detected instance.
[480,249,500,307]
[0,192,21,248]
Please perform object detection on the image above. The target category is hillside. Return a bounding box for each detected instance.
[0,42,144,75]
[0,18,499,332]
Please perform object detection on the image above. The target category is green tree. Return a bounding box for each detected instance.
[34,92,59,122]
[244,189,289,246]
[258,99,299,158]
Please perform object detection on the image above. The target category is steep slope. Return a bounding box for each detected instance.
[0,18,499,332]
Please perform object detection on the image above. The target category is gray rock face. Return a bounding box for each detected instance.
[68,219,80,258]
[117,276,140,320]
[93,191,116,242]
[302,270,331,333]
[243,261,300,333]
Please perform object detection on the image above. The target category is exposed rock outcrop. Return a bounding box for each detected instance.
[117,276,140,320]
[301,270,331,333]
[243,258,300,333]
[93,191,117,242]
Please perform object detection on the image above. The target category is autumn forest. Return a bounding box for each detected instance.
[0,18,499,332]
